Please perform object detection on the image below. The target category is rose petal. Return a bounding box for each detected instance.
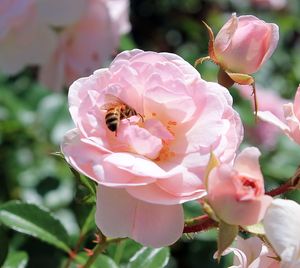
[257,111,289,132]
[117,122,163,159]
[293,86,300,120]
[264,199,300,264]
[233,147,263,182]
[62,129,155,186]
[96,186,184,247]
[126,183,206,205]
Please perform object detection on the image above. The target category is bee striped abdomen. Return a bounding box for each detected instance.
[105,108,120,132]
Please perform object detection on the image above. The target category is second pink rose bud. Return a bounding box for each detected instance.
[205,147,272,226]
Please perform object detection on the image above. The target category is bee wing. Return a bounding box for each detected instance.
[104,93,124,103]
[100,94,124,110]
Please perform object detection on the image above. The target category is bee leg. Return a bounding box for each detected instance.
[114,130,118,137]
[120,111,131,124]
[138,113,144,122]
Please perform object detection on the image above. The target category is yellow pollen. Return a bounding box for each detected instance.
[167,120,177,125]
[156,141,176,162]
[166,126,175,136]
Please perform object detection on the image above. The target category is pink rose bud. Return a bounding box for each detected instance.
[207,147,272,226]
[214,14,279,74]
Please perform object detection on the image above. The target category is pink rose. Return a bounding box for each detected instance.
[214,14,279,74]
[206,147,272,226]
[39,0,131,91]
[61,49,243,247]
[239,85,286,149]
[258,85,300,145]
[219,236,279,268]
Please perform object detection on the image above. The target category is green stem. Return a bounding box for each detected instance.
[183,215,218,233]
[83,239,107,268]
[83,238,126,268]
[266,171,300,197]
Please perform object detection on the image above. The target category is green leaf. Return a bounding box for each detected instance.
[120,35,137,51]
[107,239,142,264]
[204,152,219,189]
[217,221,238,262]
[92,254,118,268]
[3,251,28,268]
[127,247,170,268]
[73,253,118,268]
[0,201,71,253]
[81,206,96,236]
[225,71,254,85]
[71,166,97,204]
[242,222,265,235]
[0,225,9,266]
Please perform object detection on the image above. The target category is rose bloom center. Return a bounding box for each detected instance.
[234,174,262,201]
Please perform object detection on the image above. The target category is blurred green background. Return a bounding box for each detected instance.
[1,0,300,267]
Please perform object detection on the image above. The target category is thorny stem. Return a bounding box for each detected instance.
[266,169,300,197]
[83,237,125,268]
[83,237,107,268]
[183,215,218,233]
[65,234,85,268]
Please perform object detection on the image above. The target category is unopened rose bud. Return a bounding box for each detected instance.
[214,14,279,74]
[206,147,272,226]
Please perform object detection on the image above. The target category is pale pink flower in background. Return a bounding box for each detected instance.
[0,0,130,85]
[214,14,279,74]
[0,0,34,39]
[219,236,279,268]
[106,0,131,38]
[61,49,243,247]
[239,85,286,149]
[206,147,272,226]
[0,0,57,74]
[251,0,287,10]
[39,0,131,91]
[264,199,300,268]
[258,86,300,145]
[36,0,86,27]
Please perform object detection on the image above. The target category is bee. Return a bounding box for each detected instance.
[101,94,143,136]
